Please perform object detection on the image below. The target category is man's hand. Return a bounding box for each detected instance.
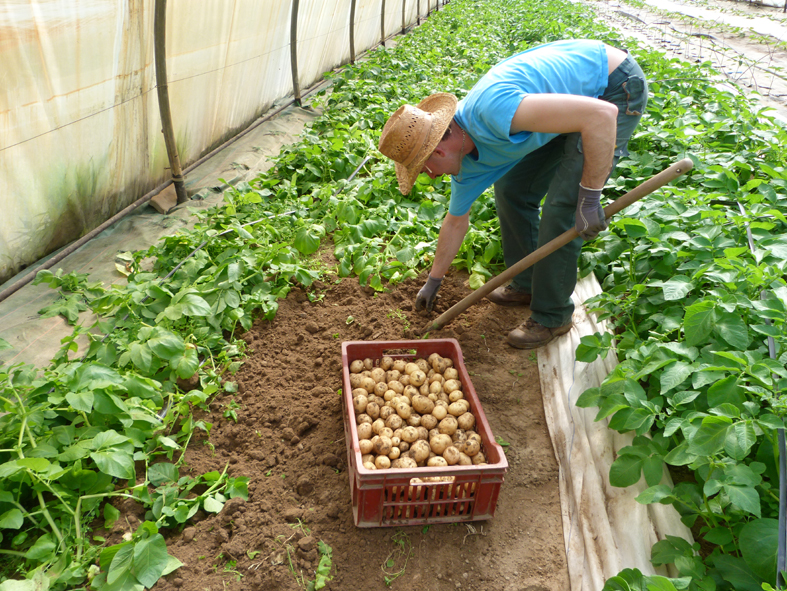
[575,184,608,241]
[415,275,443,312]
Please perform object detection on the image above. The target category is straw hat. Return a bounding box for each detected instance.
[378,93,458,194]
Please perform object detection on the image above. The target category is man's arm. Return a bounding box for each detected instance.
[430,211,471,278]
[510,94,618,189]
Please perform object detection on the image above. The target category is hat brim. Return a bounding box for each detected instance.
[394,93,457,194]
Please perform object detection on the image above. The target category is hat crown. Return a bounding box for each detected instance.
[379,104,434,166]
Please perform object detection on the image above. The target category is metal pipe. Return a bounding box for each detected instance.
[381,0,386,45]
[417,0,420,23]
[290,0,302,105]
[402,0,406,34]
[153,0,188,205]
[350,0,357,63]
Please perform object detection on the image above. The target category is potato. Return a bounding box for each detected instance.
[375,455,391,469]
[443,379,462,394]
[427,456,448,467]
[380,427,394,439]
[431,405,447,421]
[432,357,451,374]
[429,381,443,395]
[429,373,444,384]
[409,370,427,387]
[448,390,464,403]
[416,358,429,372]
[350,359,364,373]
[412,395,434,415]
[438,416,458,436]
[356,413,372,425]
[457,452,472,466]
[372,435,393,456]
[398,441,410,452]
[467,432,482,444]
[419,383,430,396]
[428,428,440,441]
[463,438,481,457]
[443,446,461,465]
[370,367,386,383]
[362,454,374,464]
[392,359,407,373]
[420,413,438,430]
[438,393,450,404]
[357,423,373,440]
[388,447,401,460]
[393,402,410,420]
[393,428,403,440]
[457,412,476,431]
[361,370,372,378]
[411,440,431,463]
[388,381,404,395]
[349,373,364,388]
[353,394,369,414]
[403,385,419,400]
[399,374,410,387]
[471,452,487,465]
[360,377,376,393]
[406,413,421,427]
[363,461,377,470]
[372,418,385,435]
[379,405,395,420]
[362,358,373,370]
[416,426,429,441]
[381,356,394,370]
[444,367,459,380]
[401,426,419,443]
[373,382,388,397]
[359,439,374,454]
[385,414,403,430]
[405,362,420,376]
[427,353,441,365]
[391,436,401,447]
[398,456,418,469]
[386,369,401,383]
[383,389,397,402]
[430,433,453,455]
[448,401,468,417]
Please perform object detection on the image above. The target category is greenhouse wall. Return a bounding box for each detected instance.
[0,0,437,285]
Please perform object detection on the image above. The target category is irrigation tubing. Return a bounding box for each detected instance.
[0,8,427,307]
[737,201,786,588]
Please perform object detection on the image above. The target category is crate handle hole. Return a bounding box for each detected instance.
[409,476,455,486]
[382,348,418,357]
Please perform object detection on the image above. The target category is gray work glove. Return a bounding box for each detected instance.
[415,275,443,312]
[575,184,608,241]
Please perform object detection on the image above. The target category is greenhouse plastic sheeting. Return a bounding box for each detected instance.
[0,0,425,285]
[539,274,694,591]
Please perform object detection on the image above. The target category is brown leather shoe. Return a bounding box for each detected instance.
[507,317,573,349]
[487,285,531,307]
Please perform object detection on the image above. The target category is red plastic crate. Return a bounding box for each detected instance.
[341,339,508,528]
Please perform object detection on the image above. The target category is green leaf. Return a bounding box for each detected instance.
[659,361,693,394]
[683,301,714,347]
[129,342,152,373]
[104,503,121,529]
[149,463,179,487]
[108,542,135,584]
[132,534,170,588]
[713,553,765,591]
[707,376,744,408]
[203,496,224,513]
[65,390,94,413]
[24,533,55,560]
[723,483,761,517]
[91,451,135,480]
[147,330,186,361]
[171,348,199,379]
[610,454,642,487]
[688,416,731,456]
[739,518,778,581]
[636,485,673,504]
[651,276,693,301]
[0,509,24,529]
[177,293,212,317]
[715,311,748,349]
[644,575,678,591]
[294,228,321,255]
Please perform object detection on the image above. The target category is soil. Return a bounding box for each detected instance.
[108,265,567,591]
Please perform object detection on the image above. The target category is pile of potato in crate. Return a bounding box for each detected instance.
[349,351,489,471]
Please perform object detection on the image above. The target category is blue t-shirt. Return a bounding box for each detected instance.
[450,39,609,216]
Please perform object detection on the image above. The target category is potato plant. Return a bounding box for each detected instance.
[349,353,488,470]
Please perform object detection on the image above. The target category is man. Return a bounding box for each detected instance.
[378,39,647,349]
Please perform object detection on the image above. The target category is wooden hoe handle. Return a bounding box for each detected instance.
[424,157,695,333]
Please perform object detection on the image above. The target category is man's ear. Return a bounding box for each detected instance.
[431,146,447,158]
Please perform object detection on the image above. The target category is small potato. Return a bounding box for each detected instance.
[384,389,397,402]
[401,426,419,443]
[392,359,407,373]
[419,383,431,396]
[448,390,464,403]
[388,381,404,395]
[373,382,388,397]
[448,401,468,417]
[428,428,440,441]
[385,414,403,430]
[372,435,393,456]
[391,459,403,469]
[380,405,396,420]
[361,370,372,378]
[404,362,420,376]
[438,416,458,436]
[372,418,385,434]
[430,433,453,455]
[463,438,481,457]
[399,374,410,387]
[443,446,461,465]
[411,440,431,463]
[350,359,364,373]
[438,393,450,404]
[409,370,427,387]
[398,456,418,469]
[431,405,447,421]
[360,377,376,393]
[393,428,403,440]
[416,358,430,372]
[363,358,374,370]
[443,379,462,394]
[375,455,391,469]
[353,394,369,414]
[359,439,374,454]
[412,395,434,414]
[429,381,443,395]
[427,353,441,365]
[467,432,482,444]
[391,436,401,447]
[398,441,410,452]
[371,367,387,383]
[472,452,487,465]
[357,423,373,439]
[427,456,448,467]
[388,447,401,460]
[362,454,374,464]
[349,373,364,389]
[457,452,472,465]
[420,414,438,430]
[381,356,394,370]
[444,367,459,380]
[396,402,412,420]
[363,461,377,470]
[457,412,476,431]
[403,385,419,400]
[432,357,451,374]
[386,370,401,383]
[351,388,369,399]
[380,427,394,439]
[416,426,430,441]
[429,373,444,385]
[406,413,421,427]
[356,413,372,425]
